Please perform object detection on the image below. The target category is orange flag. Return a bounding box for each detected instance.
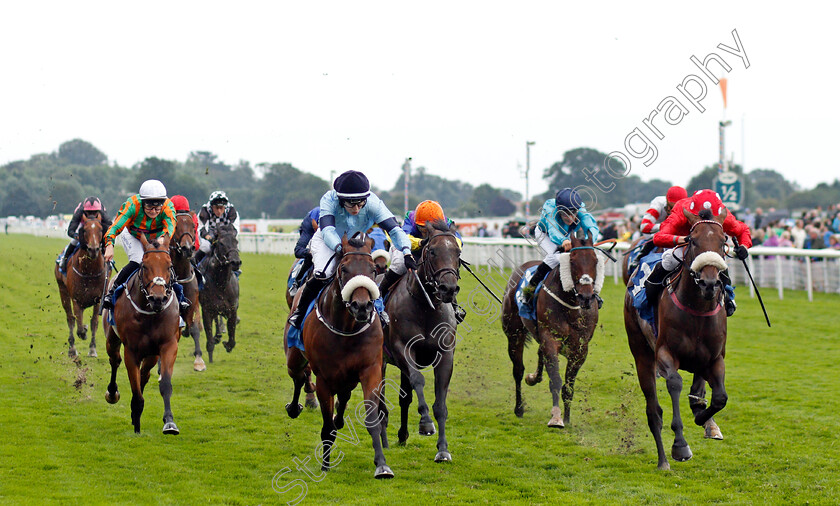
[719,78,728,108]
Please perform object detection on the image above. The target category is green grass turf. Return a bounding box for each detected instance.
[1,233,838,504]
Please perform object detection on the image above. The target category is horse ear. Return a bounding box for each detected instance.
[365,236,375,251]
[425,221,435,234]
[139,232,150,249]
[160,234,171,248]
[683,207,699,225]
[341,233,350,249]
[81,214,88,224]
[717,207,728,223]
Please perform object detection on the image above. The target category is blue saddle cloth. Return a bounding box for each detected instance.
[287,258,312,289]
[626,238,652,269]
[514,265,547,321]
[286,287,386,352]
[628,252,663,332]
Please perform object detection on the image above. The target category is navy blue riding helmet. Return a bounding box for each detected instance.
[334,170,371,201]
[555,188,584,214]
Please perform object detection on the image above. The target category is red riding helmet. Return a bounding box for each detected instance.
[666,186,687,205]
[83,197,103,212]
[688,189,725,216]
[170,195,190,212]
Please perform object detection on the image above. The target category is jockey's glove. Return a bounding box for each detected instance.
[404,254,418,271]
[735,245,749,260]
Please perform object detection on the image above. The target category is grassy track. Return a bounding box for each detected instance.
[1,233,838,504]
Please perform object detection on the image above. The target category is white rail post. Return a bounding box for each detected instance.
[747,253,755,298]
[805,256,813,302]
[776,254,783,300]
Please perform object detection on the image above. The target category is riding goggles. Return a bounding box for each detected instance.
[341,198,367,209]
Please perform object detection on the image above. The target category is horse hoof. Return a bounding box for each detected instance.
[524,373,540,386]
[434,451,452,463]
[88,348,97,358]
[223,340,235,353]
[704,421,723,440]
[193,357,206,372]
[419,422,436,436]
[548,406,565,428]
[214,334,222,345]
[157,374,162,383]
[162,422,180,435]
[671,444,692,462]
[333,416,344,431]
[658,461,671,471]
[305,397,319,409]
[514,405,525,418]
[68,348,77,358]
[286,403,303,419]
[374,465,394,479]
[105,390,120,404]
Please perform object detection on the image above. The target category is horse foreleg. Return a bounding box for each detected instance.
[525,350,544,386]
[190,320,205,371]
[123,348,144,433]
[304,368,318,409]
[140,355,158,393]
[632,344,669,470]
[432,352,454,463]
[659,349,691,463]
[73,299,87,342]
[334,390,351,431]
[58,282,76,357]
[202,309,215,363]
[285,348,307,419]
[159,340,180,435]
[541,335,564,428]
[561,349,588,426]
[689,374,722,440]
[694,357,727,427]
[104,328,121,404]
[316,381,336,472]
[88,305,98,357]
[223,309,237,353]
[397,372,413,445]
[360,365,393,479]
[507,333,527,417]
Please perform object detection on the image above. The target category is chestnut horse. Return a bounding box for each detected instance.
[103,234,181,435]
[171,212,205,371]
[624,209,729,470]
[199,223,241,363]
[381,220,460,463]
[284,234,393,478]
[55,216,106,358]
[502,230,604,428]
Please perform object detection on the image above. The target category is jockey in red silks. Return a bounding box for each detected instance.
[627,186,688,274]
[645,189,752,317]
[169,195,200,251]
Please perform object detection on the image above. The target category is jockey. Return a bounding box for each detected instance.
[58,197,112,272]
[367,225,390,258]
[628,185,688,274]
[101,179,189,316]
[290,206,321,293]
[522,187,601,306]
[169,195,200,251]
[194,190,240,265]
[645,189,752,316]
[377,200,466,321]
[287,170,415,329]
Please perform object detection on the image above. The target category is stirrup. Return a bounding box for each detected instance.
[725,299,736,317]
[594,293,603,309]
[453,303,466,323]
[102,293,114,310]
[378,309,390,326]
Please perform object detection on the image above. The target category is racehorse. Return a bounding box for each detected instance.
[502,229,603,428]
[381,220,460,463]
[103,234,181,435]
[622,237,646,286]
[284,234,393,478]
[624,208,729,470]
[55,216,106,358]
[198,223,241,363]
[171,212,205,371]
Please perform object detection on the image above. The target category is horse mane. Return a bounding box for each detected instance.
[427,219,451,233]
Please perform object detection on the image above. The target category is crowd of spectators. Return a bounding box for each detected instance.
[739,205,840,252]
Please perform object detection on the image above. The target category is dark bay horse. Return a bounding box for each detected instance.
[171,212,205,371]
[381,220,460,463]
[55,216,106,358]
[624,209,730,470]
[502,230,604,428]
[284,234,393,478]
[199,223,241,363]
[103,234,181,435]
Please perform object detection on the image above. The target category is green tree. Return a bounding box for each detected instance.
[471,184,515,217]
[132,157,178,192]
[57,139,108,166]
[48,179,84,214]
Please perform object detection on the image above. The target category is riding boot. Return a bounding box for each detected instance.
[644,262,669,305]
[377,269,402,300]
[58,242,74,272]
[194,249,207,267]
[629,239,656,275]
[101,261,140,310]
[295,255,314,284]
[594,293,604,309]
[452,299,467,324]
[522,262,552,303]
[288,276,329,329]
[173,283,191,317]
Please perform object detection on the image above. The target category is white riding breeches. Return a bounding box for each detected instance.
[199,237,212,253]
[310,229,338,278]
[661,246,685,271]
[119,229,145,264]
[535,227,564,269]
[388,246,406,275]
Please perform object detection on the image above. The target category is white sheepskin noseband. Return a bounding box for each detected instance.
[341,275,380,302]
[557,252,606,293]
[690,251,728,273]
[371,249,390,263]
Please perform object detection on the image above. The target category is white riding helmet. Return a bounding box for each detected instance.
[139,179,168,200]
[209,190,229,205]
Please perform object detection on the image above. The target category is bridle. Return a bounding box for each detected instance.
[136,248,175,310]
[315,249,377,336]
[171,213,195,257]
[417,231,461,300]
[680,219,726,287]
[336,250,376,309]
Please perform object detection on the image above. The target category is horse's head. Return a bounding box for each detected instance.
[419,220,461,303]
[566,228,601,309]
[139,233,174,312]
[683,207,728,301]
[79,215,103,258]
[372,250,389,276]
[338,234,379,323]
[171,213,196,259]
[213,224,241,271]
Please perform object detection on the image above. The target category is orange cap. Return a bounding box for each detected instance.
[414,200,445,226]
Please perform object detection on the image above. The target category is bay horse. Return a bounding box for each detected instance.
[103,234,181,435]
[198,223,241,363]
[55,216,106,358]
[502,229,604,428]
[622,237,646,286]
[624,208,729,470]
[284,234,393,478]
[381,220,460,463]
[171,212,205,371]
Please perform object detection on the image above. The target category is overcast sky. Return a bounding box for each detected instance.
[2,2,837,200]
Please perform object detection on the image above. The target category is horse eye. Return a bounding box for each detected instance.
[429,248,436,256]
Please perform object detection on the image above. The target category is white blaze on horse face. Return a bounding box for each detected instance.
[341,275,380,302]
[152,276,167,286]
[690,251,728,273]
[578,274,594,285]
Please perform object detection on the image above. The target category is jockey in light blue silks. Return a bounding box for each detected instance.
[521,187,602,307]
[286,170,415,329]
